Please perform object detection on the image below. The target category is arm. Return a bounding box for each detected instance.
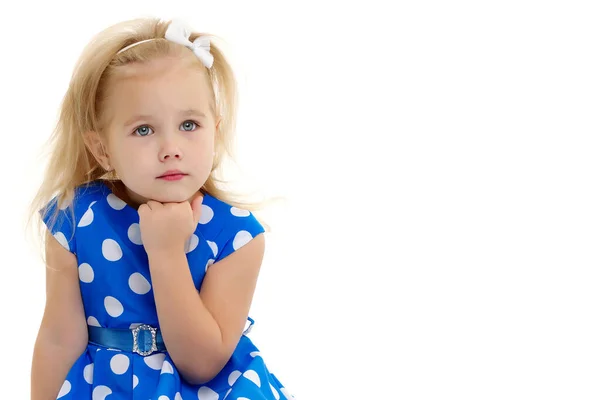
[148,233,265,384]
[31,231,88,400]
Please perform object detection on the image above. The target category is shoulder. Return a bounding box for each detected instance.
[198,193,265,262]
[40,180,108,253]
[43,181,106,221]
[199,193,264,236]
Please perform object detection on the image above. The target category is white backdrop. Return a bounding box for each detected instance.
[1,0,600,398]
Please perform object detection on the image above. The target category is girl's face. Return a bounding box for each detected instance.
[101,55,218,206]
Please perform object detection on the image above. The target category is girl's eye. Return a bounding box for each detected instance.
[181,120,198,131]
[135,125,153,136]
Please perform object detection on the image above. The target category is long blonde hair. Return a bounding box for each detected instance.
[28,17,276,254]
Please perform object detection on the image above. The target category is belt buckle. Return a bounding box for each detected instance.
[132,324,158,356]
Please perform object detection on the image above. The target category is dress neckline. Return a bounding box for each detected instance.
[92,179,210,214]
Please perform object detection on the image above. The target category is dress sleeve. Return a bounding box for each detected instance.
[40,196,77,254]
[213,206,265,263]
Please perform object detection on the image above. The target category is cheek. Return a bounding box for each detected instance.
[195,148,213,166]
[108,140,140,168]
[195,135,214,157]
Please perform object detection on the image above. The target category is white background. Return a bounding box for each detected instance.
[1,0,599,398]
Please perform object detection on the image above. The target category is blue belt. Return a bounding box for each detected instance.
[88,317,255,356]
[88,324,166,356]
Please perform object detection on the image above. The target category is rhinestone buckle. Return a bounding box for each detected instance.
[132,324,158,356]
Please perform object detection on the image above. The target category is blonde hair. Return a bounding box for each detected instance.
[27,17,276,254]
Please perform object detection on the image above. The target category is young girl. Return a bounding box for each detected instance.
[29,17,293,400]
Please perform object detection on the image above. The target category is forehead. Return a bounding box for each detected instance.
[106,56,213,122]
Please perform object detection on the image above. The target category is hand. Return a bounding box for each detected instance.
[138,193,204,256]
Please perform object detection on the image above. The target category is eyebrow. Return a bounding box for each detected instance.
[123,109,207,127]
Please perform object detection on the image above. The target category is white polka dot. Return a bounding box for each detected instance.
[228,370,241,385]
[237,398,251,400]
[199,204,214,224]
[107,193,127,210]
[78,207,94,227]
[128,223,143,245]
[230,207,250,217]
[185,234,199,253]
[224,389,232,399]
[130,323,142,329]
[197,386,218,400]
[89,201,97,208]
[161,360,174,374]
[79,263,94,283]
[158,396,169,400]
[143,353,166,370]
[92,385,112,400]
[102,239,122,261]
[250,351,261,358]
[207,240,218,257]
[233,231,253,251]
[104,296,124,317]
[57,380,71,398]
[175,392,182,400]
[243,369,261,387]
[205,259,214,272]
[281,387,294,399]
[128,272,151,295]
[54,232,69,251]
[133,374,139,389]
[110,353,130,374]
[271,384,280,399]
[83,363,94,384]
[87,316,100,327]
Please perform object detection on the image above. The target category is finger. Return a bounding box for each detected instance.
[191,193,204,225]
[138,203,149,217]
[146,200,160,210]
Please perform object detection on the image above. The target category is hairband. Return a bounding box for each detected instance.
[117,19,214,68]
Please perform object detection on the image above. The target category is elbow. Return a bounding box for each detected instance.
[34,326,88,363]
[181,371,215,386]
[176,349,231,385]
[179,365,220,386]
[37,319,88,355]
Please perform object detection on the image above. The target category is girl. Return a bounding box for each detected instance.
[29,17,293,400]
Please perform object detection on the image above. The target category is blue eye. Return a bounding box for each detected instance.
[135,125,153,136]
[181,120,198,131]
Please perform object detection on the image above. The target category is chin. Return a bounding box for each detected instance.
[153,187,200,204]
[125,178,203,204]
[146,193,186,204]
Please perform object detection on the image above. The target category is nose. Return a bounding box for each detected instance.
[158,135,182,161]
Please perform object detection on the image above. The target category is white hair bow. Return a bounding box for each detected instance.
[165,19,214,68]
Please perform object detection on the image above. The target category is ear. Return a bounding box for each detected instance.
[84,131,111,171]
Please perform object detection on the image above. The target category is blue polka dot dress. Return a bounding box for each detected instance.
[41,180,294,400]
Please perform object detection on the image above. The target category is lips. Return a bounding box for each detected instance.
[157,170,187,178]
